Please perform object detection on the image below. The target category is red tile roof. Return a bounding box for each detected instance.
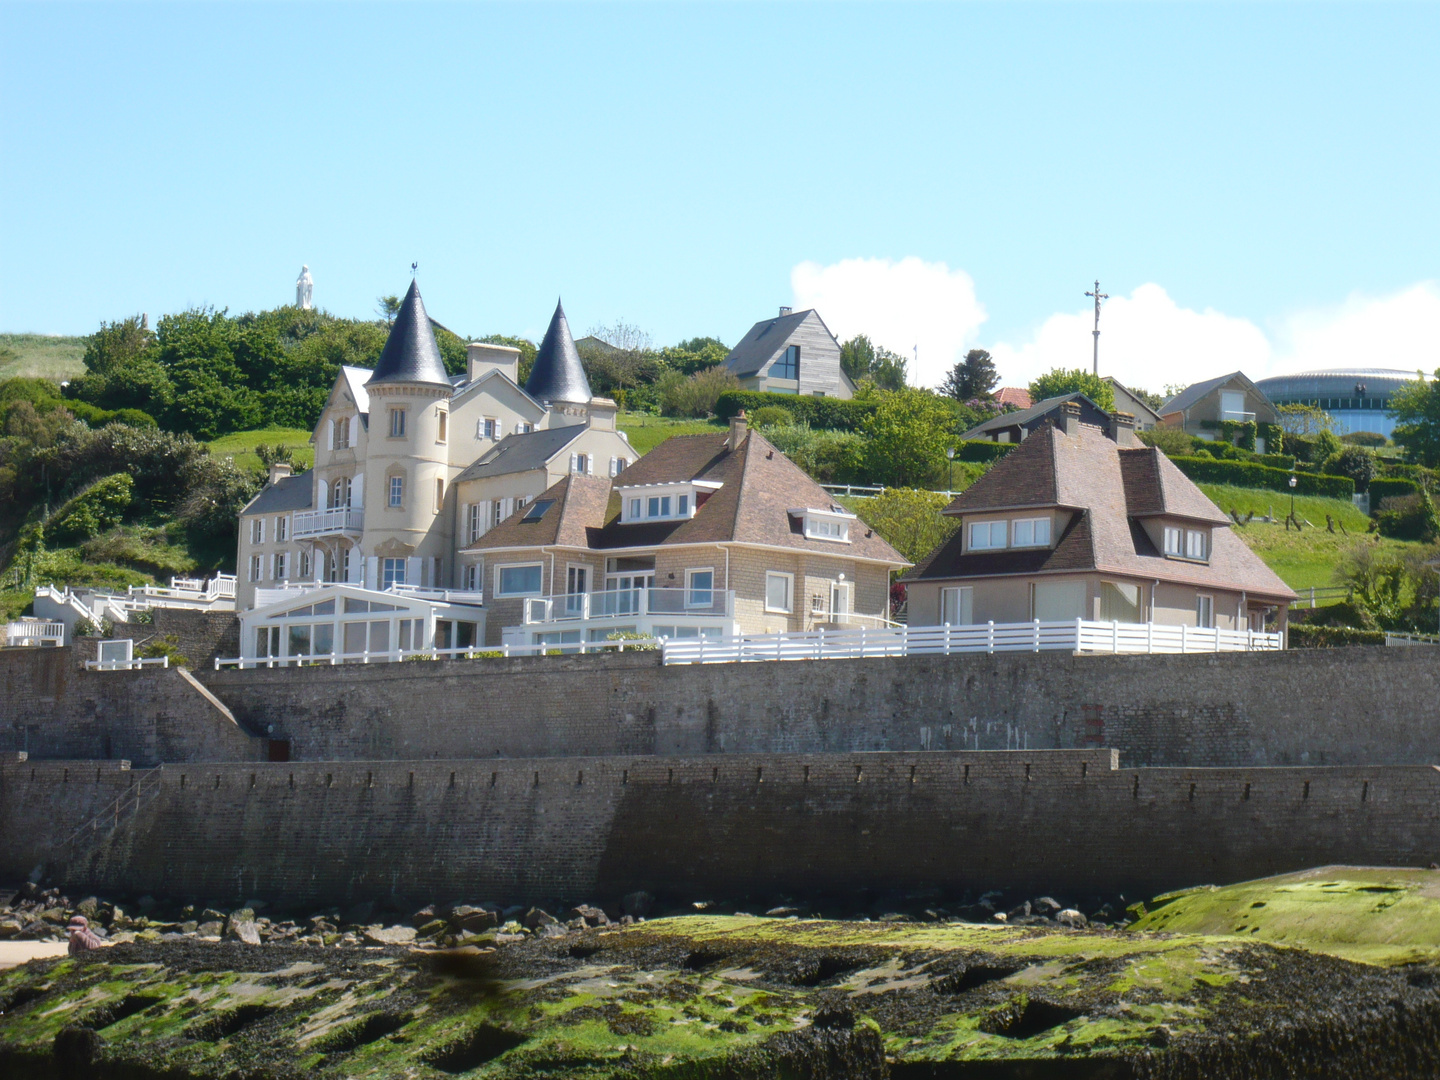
[994,387,1032,409]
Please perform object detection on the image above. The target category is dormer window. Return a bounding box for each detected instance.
[619,482,712,522]
[1011,517,1051,547]
[969,520,1006,550]
[795,506,855,543]
[1163,525,1209,561]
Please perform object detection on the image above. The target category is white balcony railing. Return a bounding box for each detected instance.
[292,506,363,538]
[1220,410,1257,422]
[215,637,660,669]
[661,619,1282,665]
[522,587,735,625]
[4,619,66,647]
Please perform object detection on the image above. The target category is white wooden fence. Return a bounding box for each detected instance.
[3,619,65,647]
[215,638,662,669]
[660,619,1282,665]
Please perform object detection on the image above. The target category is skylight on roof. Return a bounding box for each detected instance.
[521,499,554,522]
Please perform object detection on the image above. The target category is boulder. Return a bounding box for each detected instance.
[1006,901,1032,920]
[0,918,21,939]
[417,919,450,939]
[449,905,499,933]
[196,921,224,938]
[522,908,557,930]
[1032,897,1062,915]
[229,920,262,946]
[1057,909,1088,928]
[363,925,418,946]
[568,905,609,927]
[536,922,569,939]
[201,908,227,923]
[75,897,100,919]
[410,905,437,927]
[621,891,654,919]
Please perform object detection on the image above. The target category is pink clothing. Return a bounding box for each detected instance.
[67,918,103,954]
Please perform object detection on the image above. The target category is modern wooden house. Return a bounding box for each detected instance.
[721,307,856,398]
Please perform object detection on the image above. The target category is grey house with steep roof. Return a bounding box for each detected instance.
[722,307,856,399]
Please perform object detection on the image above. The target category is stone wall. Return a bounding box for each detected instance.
[8,642,1440,769]
[150,609,241,671]
[6,751,1439,906]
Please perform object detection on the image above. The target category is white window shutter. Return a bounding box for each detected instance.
[480,500,492,534]
[586,455,594,475]
[569,453,579,473]
[503,497,514,519]
[328,419,336,450]
[608,457,617,477]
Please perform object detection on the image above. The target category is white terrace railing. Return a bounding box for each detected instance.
[4,619,66,648]
[660,619,1283,665]
[1385,632,1440,647]
[215,638,661,669]
[292,506,363,538]
[522,587,735,625]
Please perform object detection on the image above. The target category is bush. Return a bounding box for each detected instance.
[45,474,134,544]
[1321,446,1379,492]
[1376,489,1440,541]
[137,633,191,668]
[1343,431,1389,447]
[750,405,794,428]
[1255,453,1297,471]
[657,365,740,418]
[952,440,1016,463]
[1168,456,1354,499]
[715,390,878,431]
[762,423,867,484]
[1136,425,1195,458]
[1288,625,1386,648]
[1368,477,1419,505]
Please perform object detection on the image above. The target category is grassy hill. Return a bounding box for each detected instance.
[617,411,725,455]
[0,333,86,382]
[206,427,315,472]
[1197,482,1426,592]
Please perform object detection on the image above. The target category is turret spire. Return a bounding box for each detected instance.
[366,280,449,388]
[525,299,592,404]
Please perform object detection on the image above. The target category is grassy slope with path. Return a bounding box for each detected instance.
[206,427,316,472]
[0,333,86,382]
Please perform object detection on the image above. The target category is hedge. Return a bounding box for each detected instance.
[953,440,1016,463]
[715,391,877,431]
[1368,477,1419,504]
[1169,456,1355,499]
[1288,625,1386,649]
[1255,453,1296,471]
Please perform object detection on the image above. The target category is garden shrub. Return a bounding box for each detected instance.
[714,390,878,431]
[45,473,134,544]
[750,405,794,428]
[1368,477,1419,504]
[1168,456,1354,499]
[1288,625,1386,648]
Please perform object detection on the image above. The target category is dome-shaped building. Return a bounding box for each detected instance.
[1253,368,1425,439]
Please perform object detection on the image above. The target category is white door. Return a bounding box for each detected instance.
[830,583,852,624]
[566,565,588,615]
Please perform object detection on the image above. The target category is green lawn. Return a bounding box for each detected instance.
[0,332,86,382]
[206,427,315,472]
[1198,482,1424,591]
[617,411,725,455]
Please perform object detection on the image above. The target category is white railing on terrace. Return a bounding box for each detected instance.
[292,506,364,538]
[821,484,967,499]
[660,619,1282,665]
[215,638,660,669]
[1220,410,1257,422]
[388,584,485,604]
[4,619,66,647]
[129,573,237,603]
[1385,632,1440,647]
[522,587,734,625]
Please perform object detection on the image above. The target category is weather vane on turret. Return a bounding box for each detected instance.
[1085,280,1109,376]
[411,262,418,278]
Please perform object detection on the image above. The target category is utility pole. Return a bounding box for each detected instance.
[1085,280,1109,375]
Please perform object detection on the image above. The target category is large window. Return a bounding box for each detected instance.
[1163,526,1183,556]
[1032,580,1087,621]
[389,408,406,437]
[467,503,482,542]
[332,477,351,509]
[1012,517,1051,547]
[251,518,264,545]
[686,569,714,608]
[497,563,543,597]
[388,475,404,508]
[1185,529,1208,560]
[382,557,406,588]
[969,520,1007,550]
[766,571,793,613]
[275,516,288,542]
[1101,582,1142,623]
[774,344,799,380]
[249,555,262,582]
[940,586,973,625]
[273,551,288,580]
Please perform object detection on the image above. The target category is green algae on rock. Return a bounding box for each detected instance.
[2,915,1440,1079]
[1129,865,1440,965]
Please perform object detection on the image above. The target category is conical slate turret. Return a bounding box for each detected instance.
[525,299,592,404]
[366,280,450,388]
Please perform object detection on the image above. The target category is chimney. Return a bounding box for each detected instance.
[1057,400,1082,436]
[1109,411,1137,446]
[268,462,292,486]
[778,306,793,317]
[729,410,748,452]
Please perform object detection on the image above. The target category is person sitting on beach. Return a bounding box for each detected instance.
[67,916,103,955]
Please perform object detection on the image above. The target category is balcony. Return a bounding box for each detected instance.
[1219,410,1256,423]
[292,507,363,538]
[522,587,735,625]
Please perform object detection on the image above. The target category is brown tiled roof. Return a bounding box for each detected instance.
[465,429,907,567]
[910,423,1295,601]
[995,387,1032,409]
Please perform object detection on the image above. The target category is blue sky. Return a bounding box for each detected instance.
[4,2,1439,391]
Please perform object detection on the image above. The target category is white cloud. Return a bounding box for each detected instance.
[790,255,1440,398]
[990,281,1440,397]
[790,257,986,388]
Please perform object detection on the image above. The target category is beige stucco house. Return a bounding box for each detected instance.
[460,413,908,649]
[906,401,1295,637]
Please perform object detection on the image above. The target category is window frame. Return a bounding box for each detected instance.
[685,567,716,609]
[1185,529,1208,561]
[249,554,262,582]
[434,477,445,513]
[1163,525,1183,556]
[389,407,406,438]
[275,515,288,542]
[251,518,264,545]
[774,343,800,381]
[940,585,973,626]
[1196,593,1215,629]
[968,519,1007,551]
[380,557,407,589]
[1011,516,1051,548]
[765,571,794,613]
[495,562,545,598]
[388,474,404,508]
[436,409,448,443]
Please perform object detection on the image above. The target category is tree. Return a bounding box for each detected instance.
[840,335,908,391]
[1321,446,1379,492]
[851,488,958,564]
[1277,402,1337,437]
[376,295,402,324]
[861,389,954,488]
[1391,372,1440,466]
[1027,368,1115,411]
[940,349,1000,402]
[1137,425,1194,458]
[657,365,740,418]
[1128,386,1165,411]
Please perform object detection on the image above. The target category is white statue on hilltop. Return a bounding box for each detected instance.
[296,265,313,310]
